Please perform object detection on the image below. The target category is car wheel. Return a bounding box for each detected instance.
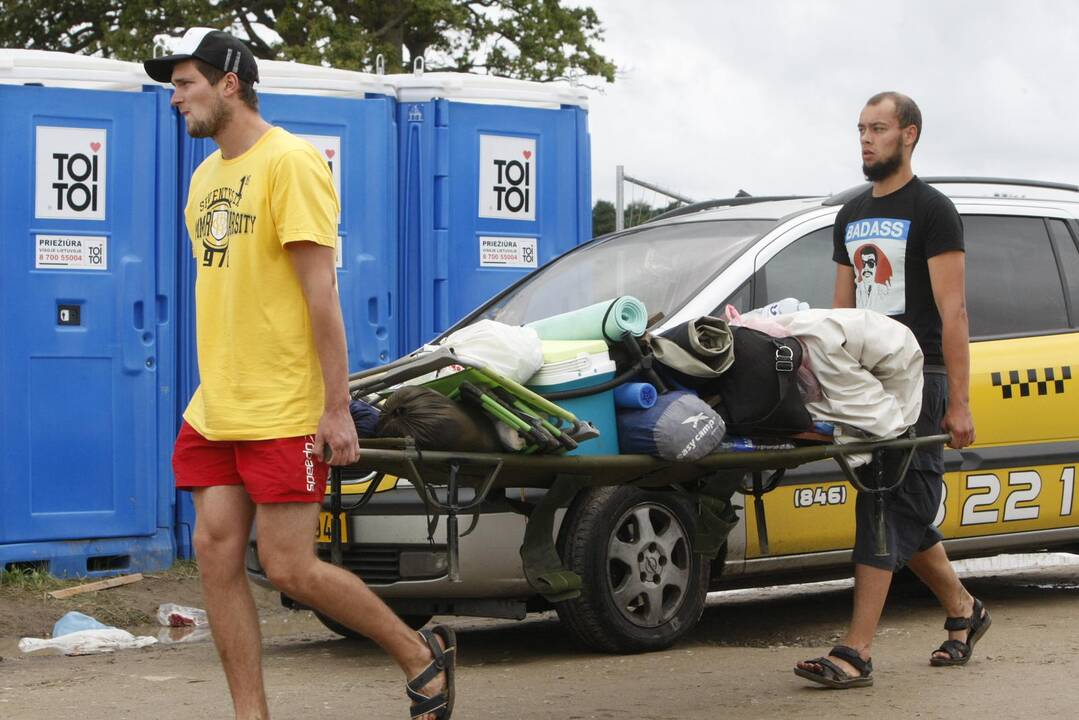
[555,486,709,653]
[315,611,433,640]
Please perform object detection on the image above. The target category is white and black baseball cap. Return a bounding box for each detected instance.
[144,27,259,84]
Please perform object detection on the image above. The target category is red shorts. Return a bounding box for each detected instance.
[172,421,329,504]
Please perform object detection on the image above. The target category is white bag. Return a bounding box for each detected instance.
[19,627,157,656]
[440,320,544,383]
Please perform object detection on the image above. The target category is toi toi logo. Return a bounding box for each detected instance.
[492,158,531,214]
[51,152,100,213]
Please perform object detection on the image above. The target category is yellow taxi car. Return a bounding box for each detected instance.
[248,177,1079,652]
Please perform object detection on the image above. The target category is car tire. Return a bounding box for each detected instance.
[314,611,433,640]
[555,486,709,653]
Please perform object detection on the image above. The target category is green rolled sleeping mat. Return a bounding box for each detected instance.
[525,296,648,342]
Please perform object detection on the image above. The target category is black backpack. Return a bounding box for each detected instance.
[713,327,813,436]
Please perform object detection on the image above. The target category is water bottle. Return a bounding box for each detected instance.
[721,437,796,452]
[723,437,758,452]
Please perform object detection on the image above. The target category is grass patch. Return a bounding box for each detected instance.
[0,560,199,591]
[0,561,203,634]
[166,559,201,579]
[0,565,71,593]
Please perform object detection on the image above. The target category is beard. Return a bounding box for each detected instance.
[185,96,232,138]
[862,148,902,182]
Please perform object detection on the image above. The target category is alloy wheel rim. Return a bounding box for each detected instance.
[605,501,692,628]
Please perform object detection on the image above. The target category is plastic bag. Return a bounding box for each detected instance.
[441,320,544,383]
[157,603,209,628]
[53,611,110,637]
[157,626,213,645]
[19,628,157,656]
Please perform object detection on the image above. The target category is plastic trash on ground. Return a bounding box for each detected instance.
[157,626,213,645]
[157,603,209,628]
[52,610,110,636]
[19,624,157,656]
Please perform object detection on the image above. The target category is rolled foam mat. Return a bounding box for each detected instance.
[614,382,657,409]
[526,296,648,342]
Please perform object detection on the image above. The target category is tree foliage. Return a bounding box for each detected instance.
[0,0,615,82]
[592,199,615,237]
[592,199,684,237]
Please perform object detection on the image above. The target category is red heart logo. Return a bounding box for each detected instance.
[90,142,102,152]
[523,150,532,159]
[325,149,335,159]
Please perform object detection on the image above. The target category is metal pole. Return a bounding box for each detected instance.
[615,164,624,232]
[622,173,695,205]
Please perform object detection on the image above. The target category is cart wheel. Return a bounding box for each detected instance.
[555,486,709,653]
[315,611,433,640]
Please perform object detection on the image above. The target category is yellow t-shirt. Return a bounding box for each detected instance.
[183,126,340,440]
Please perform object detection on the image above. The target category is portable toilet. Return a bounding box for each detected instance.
[168,59,398,557]
[391,63,591,352]
[0,51,177,576]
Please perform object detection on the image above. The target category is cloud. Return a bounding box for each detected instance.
[584,0,1079,205]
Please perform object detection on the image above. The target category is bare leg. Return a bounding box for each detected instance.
[193,486,268,720]
[906,541,980,660]
[256,503,447,720]
[796,563,892,677]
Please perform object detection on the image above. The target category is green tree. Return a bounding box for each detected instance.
[592,199,615,237]
[592,199,688,237]
[0,0,615,81]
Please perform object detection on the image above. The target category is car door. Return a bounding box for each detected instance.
[937,207,1079,549]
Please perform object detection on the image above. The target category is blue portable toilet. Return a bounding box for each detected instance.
[391,65,591,352]
[170,60,399,557]
[0,51,177,577]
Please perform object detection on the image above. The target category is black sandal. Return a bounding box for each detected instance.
[406,625,457,719]
[794,644,874,689]
[931,597,991,667]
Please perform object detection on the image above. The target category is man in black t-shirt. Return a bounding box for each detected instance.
[795,92,988,689]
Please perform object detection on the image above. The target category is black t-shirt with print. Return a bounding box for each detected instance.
[832,176,964,366]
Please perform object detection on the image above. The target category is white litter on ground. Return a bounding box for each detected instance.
[18,628,157,656]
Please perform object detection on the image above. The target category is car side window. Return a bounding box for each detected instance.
[964,215,1069,338]
[1047,219,1079,326]
[714,278,753,315]
[754,226,836,310]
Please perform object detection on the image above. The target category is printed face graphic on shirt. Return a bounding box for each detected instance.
[192,175,257,267]
[844,217,909,315]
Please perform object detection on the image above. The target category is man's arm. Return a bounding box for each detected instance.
[833,264,856,308]
[927,250,976,449]
[286,240,360,465]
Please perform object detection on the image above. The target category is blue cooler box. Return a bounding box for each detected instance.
[527,341,618,456]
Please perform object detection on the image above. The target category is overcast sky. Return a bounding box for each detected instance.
[582,0,1079,206]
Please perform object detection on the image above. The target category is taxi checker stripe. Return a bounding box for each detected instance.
[991,366,1071,399]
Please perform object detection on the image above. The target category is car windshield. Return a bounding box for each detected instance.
[472,219,775,326]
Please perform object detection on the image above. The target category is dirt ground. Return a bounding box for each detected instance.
[2,555,1078,719]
